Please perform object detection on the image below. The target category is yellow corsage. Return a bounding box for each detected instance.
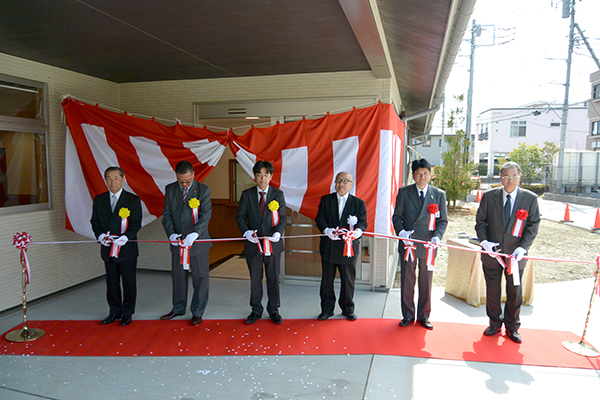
[268,200,279,212]
[118,207,130,218]
[188,197,200,209]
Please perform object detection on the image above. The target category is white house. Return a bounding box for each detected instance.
[589,70,600,151]
[475,105,589,177]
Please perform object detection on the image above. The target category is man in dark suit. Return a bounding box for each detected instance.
[91,166,142,326]
[393,158,447,330]
[236,160,286,324]
[315,171,367,321]
[475,161,540,343]
[160,160,212,325]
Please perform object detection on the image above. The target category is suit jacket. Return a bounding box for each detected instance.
[315,192,368,265]
[392,184,448,258]
[91,189,142,263]
[475,187,540,266]
[236,185,286,257]
[162,180,212,256]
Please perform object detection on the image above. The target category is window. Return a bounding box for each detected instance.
[593,84,600,99]
[550,122,560,127]
[439,139,442,147]
[422,138,431,147]
[0,74,49,211]
[510,121,527,137]
[478,123,489,140]
[592,121,600,136]
[592,141,599,150]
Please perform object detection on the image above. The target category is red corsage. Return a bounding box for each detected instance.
[427,203,439,231]
[511,209,528,237]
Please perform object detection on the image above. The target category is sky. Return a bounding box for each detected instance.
[431,0,600,134]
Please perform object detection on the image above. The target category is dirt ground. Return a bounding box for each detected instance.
[394,205,600,288]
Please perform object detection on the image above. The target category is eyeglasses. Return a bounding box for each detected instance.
[335,178,353,184]
[500,175,520,181]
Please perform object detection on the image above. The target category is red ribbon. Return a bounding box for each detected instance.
[192,208,199,224]
[596,254,600,297]
[12,232,32,284]
[424,241,436,268]
[120,217,128,234]
[271,210,279,227]
[403,243,416,262]
[109,234,120,258]
[343,231,354,257]
[263,238,272,256]
[179,241,191,270]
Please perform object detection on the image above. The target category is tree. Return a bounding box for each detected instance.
[500,141,558,185]
[433,97,476,209]
[506,143,544,185]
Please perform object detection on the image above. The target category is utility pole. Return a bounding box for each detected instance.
[556,0,575,193]
[465,19,480,158]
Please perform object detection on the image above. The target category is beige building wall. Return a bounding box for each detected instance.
[0,52,119,312]
[0,51,399,311]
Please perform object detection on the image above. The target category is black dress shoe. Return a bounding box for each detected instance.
[120,316,132,326]
[245,312,261,324]
[101,315,120,325]
[419,319,433,330]
[191,315,202,325]
[160,311,184,320]
[269,313,283,324]
[483,325,502,336]
[342,312,358,321]
[506,330,522,343]
[317,312,334,321]
[399,318,414,327]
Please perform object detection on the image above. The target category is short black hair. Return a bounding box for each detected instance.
[411,158,431,173]
[252,160,274,175]
[104,166,124,178]
[175,160,194,175]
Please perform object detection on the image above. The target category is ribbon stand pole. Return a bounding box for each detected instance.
[5,252,44,342]
[562,265,600,357]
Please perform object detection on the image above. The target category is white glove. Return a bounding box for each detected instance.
[480,240,499,254]
[183,232,199,247]
[352,228,363,239]
[268,232,281,242]
[243,230,258,244]
[169,233,181,246]
[113,235,128,246]
[511,247,527,262]
[324,227,341,241]
[399,229,414,245]
[98,233,112,247]
[431,236,440,246]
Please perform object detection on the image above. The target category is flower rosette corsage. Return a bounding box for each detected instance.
[511,209,528,237]
[12,232,32,284]
[188,197,200,224]
[347,215,358,231]
[118,207,130,233]
[427,203,439,231]
[268,200,280,227]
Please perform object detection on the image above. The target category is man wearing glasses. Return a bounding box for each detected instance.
[315,172,367,321]
[475,161,540,343]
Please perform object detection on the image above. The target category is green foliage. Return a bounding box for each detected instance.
[520,184,546,195]
[502,141,558,185]
[433,98,476,209]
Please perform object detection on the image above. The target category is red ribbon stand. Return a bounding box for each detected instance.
[12,232,32,284]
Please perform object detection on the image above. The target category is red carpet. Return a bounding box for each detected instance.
[2,319,598,370]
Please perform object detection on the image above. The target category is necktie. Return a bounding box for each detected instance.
[338,196,345,219]
[419,190,425,206]
[110,194,117,212]
[182,188,188,201]
[259,191,266,215]
[504,194,512,226]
